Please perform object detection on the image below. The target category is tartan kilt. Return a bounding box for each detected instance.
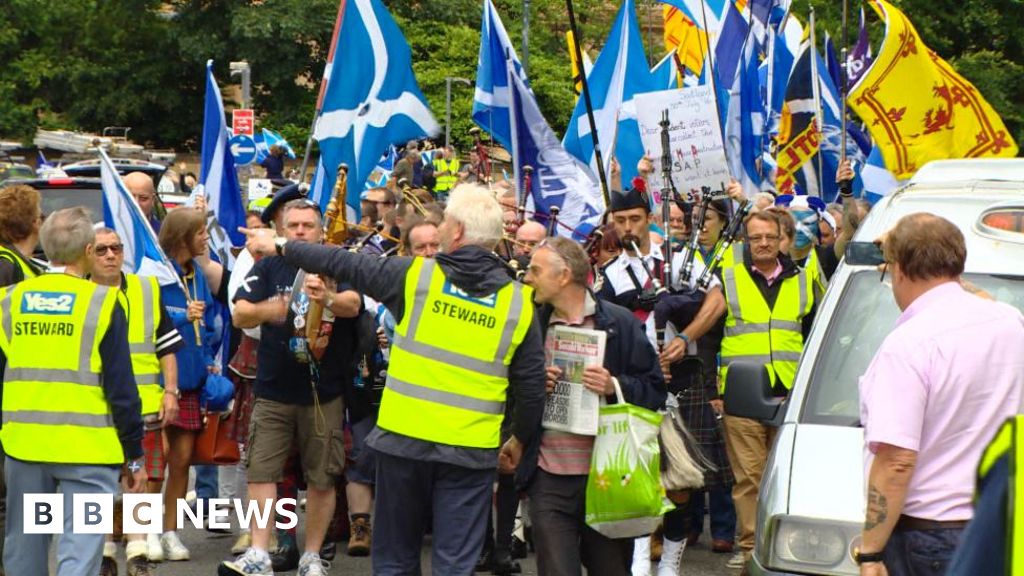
[671,386,734,491]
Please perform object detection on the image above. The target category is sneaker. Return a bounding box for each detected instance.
[656,538,686,576]
[219,548,274,576]
[270,534,300,573]
[347,517,371,557]
[232,532,253,555]
[146,532,164,562]
[726,550,750,570]
[160,531,190,561]
[126,555,152,576]
[298,552,330,576]
[100,556,118,576]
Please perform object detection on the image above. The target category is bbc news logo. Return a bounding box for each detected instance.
[23,495,298,534]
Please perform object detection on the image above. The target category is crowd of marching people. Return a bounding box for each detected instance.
[3,133,1020,576]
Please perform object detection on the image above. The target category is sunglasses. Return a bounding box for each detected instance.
[95,243,124,257]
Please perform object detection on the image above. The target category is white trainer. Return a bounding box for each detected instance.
[160,530,191,561]
[146,532,164,562]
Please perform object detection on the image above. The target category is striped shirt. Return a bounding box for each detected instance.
[538,293,598,476]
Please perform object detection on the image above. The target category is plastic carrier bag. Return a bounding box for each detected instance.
[585,379,675,538]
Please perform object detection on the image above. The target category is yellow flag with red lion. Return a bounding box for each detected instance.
[850,0,1017,179]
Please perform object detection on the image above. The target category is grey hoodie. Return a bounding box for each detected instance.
[282,242,546,469]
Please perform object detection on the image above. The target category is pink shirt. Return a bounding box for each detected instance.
[752,260,783,286]
[859,282,1024,521]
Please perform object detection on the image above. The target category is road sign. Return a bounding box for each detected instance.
[232,109,255,136]
[229,134,257,166]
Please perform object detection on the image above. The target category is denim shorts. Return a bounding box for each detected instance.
[883,527,964,576]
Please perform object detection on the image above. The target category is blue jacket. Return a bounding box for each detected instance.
[515,292,667,490]
[161,260,219,391]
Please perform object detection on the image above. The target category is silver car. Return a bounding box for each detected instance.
[725,159,1024,575]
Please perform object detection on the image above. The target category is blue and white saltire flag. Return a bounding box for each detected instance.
[563,0,656,187]
[99,149,180,288]
[472,0,527,152]
[712,1,751,130]
[861,146,901,203]
[474,0,602,238]
[193,60,246,270]
[724,38,767,196]
[313,0,439,221]
[506,55,604,239]
[254,129,297,163]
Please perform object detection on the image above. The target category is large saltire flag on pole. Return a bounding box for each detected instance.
[849,0,1017,179]
[563,0,657,188]
[99,149,180,288]
[475,0,604,238]
[314,0,439,219]
[194,60,246,270]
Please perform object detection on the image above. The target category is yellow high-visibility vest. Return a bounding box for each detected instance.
[432,158,461,192]
[377,258,534,448]
[0,245,40,283]
[718,263,813,394]
[976,416,1024,576]
[0,274,125,464]
[118,274,163,415]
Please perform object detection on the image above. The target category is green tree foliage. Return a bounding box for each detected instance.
[0,0,1020,155]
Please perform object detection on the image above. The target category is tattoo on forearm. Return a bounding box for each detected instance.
[865,485,888,531]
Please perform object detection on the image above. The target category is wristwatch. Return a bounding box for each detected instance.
[126,458,144,474]
[274,237,287,256]
[854,550,885,565]
[164,388,180,399]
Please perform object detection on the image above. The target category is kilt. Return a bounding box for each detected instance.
[668,357,734,491]
[227,334,258,444]
[674,387,734,490]
[167,389,203,431]
[142,429,166,482]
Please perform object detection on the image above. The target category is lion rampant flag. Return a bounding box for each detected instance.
[662,4,707,77]
[850,0,1017,179]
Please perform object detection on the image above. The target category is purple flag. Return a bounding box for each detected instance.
[847,7,873,86]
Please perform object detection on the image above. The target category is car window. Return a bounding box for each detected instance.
[800,271,1024,426]
[39,187,104,222]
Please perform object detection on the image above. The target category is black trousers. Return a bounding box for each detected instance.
[372,452,494,576]
[527,469,632,576]
[482,472,519,553]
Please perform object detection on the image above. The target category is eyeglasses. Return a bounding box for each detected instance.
[748,234,781,244]
[95,243,124,256]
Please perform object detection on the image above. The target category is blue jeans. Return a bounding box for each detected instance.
[883,527,964,576]
[4,457,119,576]
[689,487,737,542]
[194,464,219,501]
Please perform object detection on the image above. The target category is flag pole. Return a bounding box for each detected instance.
[505,48,521,199]
[299,0,347,183]
[565,0,611,207]
[839,0,849,167]
[808,5,825,196]
[697,0,723,132]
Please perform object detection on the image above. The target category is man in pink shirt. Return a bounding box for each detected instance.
[857,213,1024,576]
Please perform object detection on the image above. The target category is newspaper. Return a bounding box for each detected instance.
[542,326,607,436]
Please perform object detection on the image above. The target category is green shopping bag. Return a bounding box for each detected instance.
[585,379,675,538]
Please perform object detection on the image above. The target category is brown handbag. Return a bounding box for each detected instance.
[192,410,241,465]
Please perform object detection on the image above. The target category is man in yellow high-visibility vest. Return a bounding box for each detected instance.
[241,183,547,576]
[0,207,147,576]
[432,146,460,198]
[90,227,185,575]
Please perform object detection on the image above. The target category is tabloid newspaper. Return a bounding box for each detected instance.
[542,325,607,436]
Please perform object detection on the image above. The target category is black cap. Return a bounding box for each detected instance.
[609,186,651,213]
[260,183,305,225]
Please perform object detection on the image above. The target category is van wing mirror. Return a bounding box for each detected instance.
[844,241,885,266]
[723,362,784,424]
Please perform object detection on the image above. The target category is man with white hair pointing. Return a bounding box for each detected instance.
[240,183,547,576]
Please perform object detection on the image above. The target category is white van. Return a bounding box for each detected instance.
[724,159,1024,575]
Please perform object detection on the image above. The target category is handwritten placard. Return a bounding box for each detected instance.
[635,86,730,202]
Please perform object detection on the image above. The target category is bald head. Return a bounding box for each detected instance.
[515,221,547,256]
[123,172,157,218]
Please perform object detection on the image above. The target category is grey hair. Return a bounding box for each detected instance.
[444,183,503,250]
[40,207,96,265]
[538,236,590,286]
